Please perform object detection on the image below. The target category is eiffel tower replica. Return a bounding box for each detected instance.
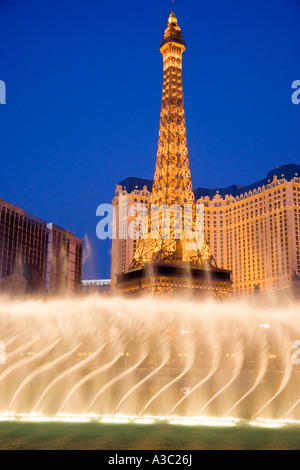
[116,11,232,298]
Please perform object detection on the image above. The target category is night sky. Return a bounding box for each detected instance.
[1,0,299,279]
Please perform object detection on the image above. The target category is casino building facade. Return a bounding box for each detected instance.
[111,163,300,296]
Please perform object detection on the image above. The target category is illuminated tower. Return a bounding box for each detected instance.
[116,11,232,297]
[151,10,194,209]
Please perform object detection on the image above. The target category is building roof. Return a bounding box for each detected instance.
[0,198,48,226]
[194,163,300,199]
[118,163,300,200]
[0,198,82,241]
[117,177,153,193]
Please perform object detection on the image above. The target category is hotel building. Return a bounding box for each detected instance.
[0,198,83,294]
[111,163,300,295]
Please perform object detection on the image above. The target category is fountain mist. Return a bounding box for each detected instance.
[0,294,299,421]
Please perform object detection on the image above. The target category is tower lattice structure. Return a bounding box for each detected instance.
[130,11,215,270]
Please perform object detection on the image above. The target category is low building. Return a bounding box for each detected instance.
[81,279,111,295]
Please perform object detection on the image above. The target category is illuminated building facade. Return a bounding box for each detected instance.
[196,164,300,295]
[111,178,152,286]
[111,163,300,295]
[46,223,83,294]
[113,12,232,297]
[0,198,83,294]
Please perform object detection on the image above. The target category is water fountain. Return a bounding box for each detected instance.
[0,294,299,427]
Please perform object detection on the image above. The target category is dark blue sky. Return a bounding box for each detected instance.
[1,0,299,279]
